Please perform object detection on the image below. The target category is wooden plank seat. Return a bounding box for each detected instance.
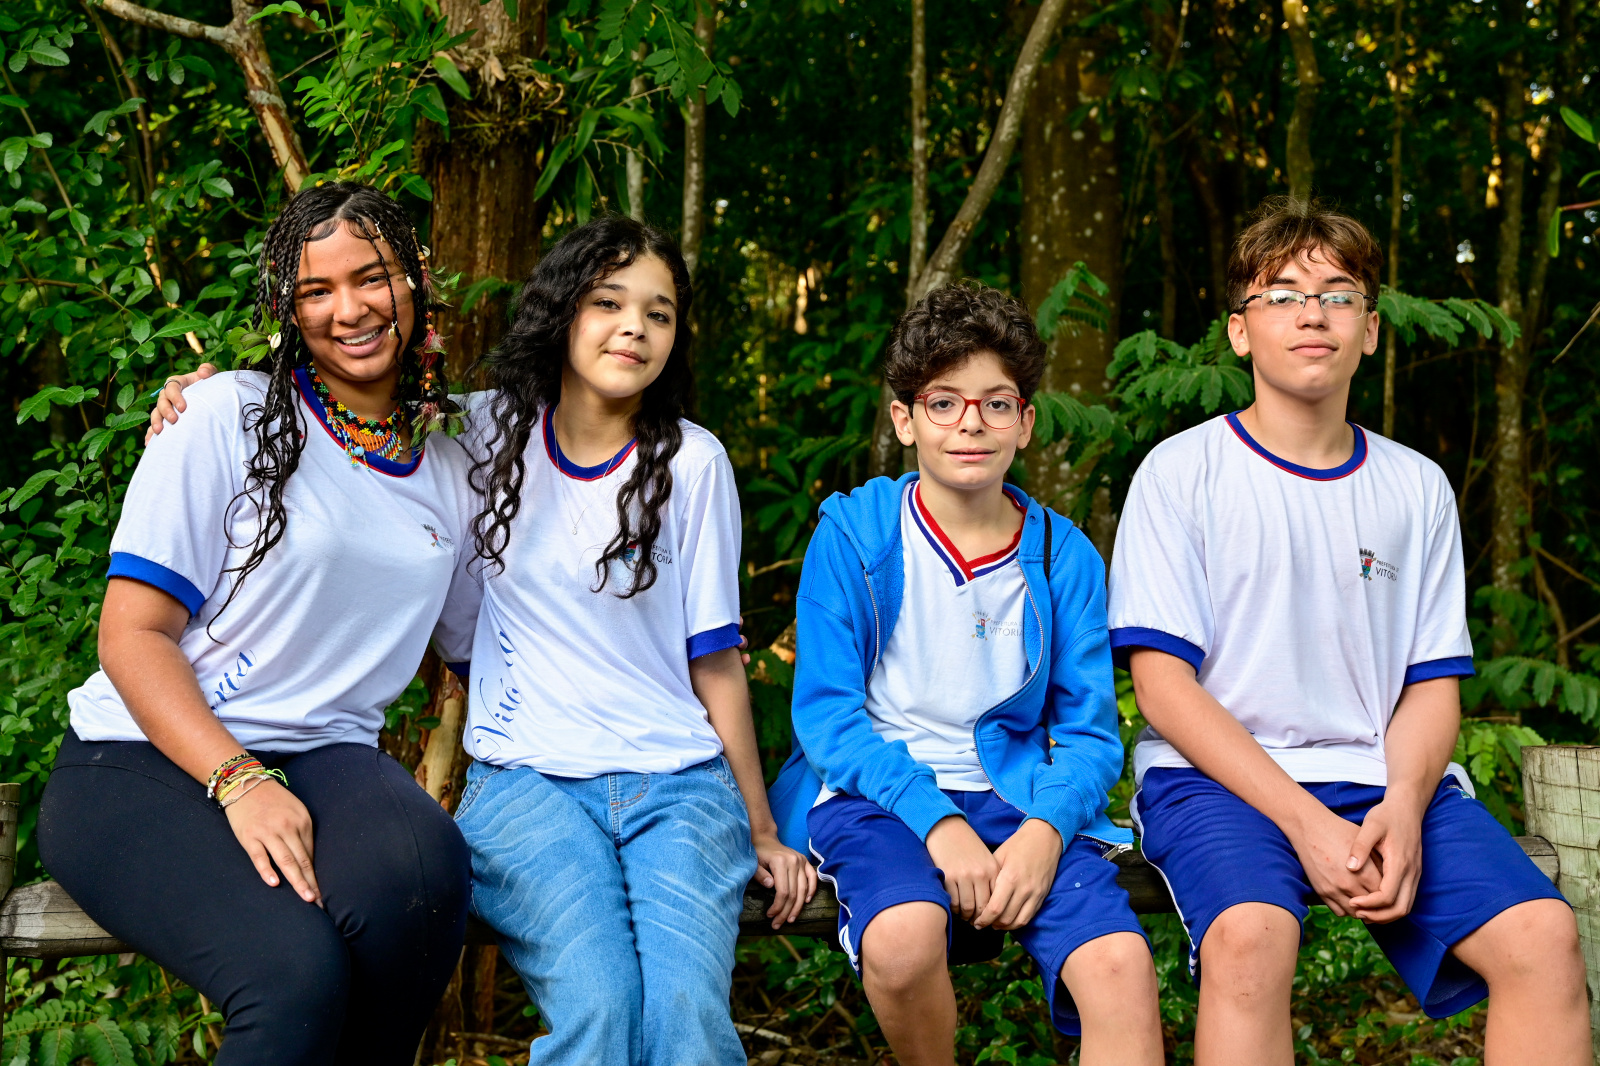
[0,832,1560,958]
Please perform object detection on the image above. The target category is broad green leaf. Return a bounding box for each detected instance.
[29,42,69,67]
[433,54,471,99]
[1562,106,1596,144]
[9,468,57,509]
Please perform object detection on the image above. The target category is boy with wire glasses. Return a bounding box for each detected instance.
[1109,197,1587,1066]
[767,284,1163,1066]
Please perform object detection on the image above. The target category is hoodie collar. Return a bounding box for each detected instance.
[819,472,1041,575]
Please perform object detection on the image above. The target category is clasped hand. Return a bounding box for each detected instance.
[1291,798,1423,923]
[925,815,1062,931]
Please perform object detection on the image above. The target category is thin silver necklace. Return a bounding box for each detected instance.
[551,424,629,536]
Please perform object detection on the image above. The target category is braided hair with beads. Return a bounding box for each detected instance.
[216,182,459,622]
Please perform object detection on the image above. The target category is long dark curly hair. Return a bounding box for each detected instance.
[219,182,449,620]
[472,215,694,598]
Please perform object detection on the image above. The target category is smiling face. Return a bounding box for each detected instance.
[1227,246,1380,406]
[563,254,678,405]
[889,350,1035,494]
[291,221,414,392]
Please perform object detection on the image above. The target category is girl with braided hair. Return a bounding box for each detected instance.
[151,215,817,1066]
[39,182,479,1065]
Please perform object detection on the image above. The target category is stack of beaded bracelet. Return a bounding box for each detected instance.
[206,754,288,808]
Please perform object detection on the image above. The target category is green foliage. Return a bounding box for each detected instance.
[1035,261,1110,341]
[534,0,739,222]
[1377,288,1519,348]
[254,0,478,197]
[4,955,211,1065]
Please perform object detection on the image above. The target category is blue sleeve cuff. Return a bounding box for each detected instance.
[1403,656,1475,685]
[686,622,742,660]
[446,661,470,680]
[1109,626,1204,672]
[107,552,205,616]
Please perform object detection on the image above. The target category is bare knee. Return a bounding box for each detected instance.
[1061,932,1157,1012]
[1461,899,1584,996]
[860,902,948,999]
[1199,903,1299,1004]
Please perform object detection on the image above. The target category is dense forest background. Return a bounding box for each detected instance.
[1,0,1597,1062]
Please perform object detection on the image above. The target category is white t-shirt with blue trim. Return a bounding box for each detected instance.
[68,369,482,752]
[866,481,1030,790]
[1107,412,1474,788]
[460,405,743,777]
[815,482,1030,805]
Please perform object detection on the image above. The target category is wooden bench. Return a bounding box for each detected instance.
[0,782,1561,960]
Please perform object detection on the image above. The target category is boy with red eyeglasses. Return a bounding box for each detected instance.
[768,284,1162,1066]
[1110,198,1587,1066]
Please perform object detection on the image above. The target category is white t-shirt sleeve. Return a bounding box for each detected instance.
[107,379,247,615]
[1402,489,1474,684]
[1107,463,1211,672]
[430,470,482,672]
[677,449,743,659]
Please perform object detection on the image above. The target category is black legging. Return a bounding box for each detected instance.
[39,730,470,1066]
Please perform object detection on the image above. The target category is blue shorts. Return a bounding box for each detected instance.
[1134,768,1567,1018]
[808,789,1148,1036]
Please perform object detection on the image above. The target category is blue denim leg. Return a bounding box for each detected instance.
[616,756,756,1066]
[454,760,642,1066]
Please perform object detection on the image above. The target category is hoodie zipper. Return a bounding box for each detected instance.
[862,567,882,679]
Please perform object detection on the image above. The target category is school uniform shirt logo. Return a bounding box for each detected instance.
[623,542,673,566]
[971,611,1021,640]
[1359,547,1398,582]
[422,523,453,549]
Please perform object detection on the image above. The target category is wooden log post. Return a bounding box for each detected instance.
[1522,745,1600,1059]
[0,781,15,1009]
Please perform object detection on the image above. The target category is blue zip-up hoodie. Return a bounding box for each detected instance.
[767,472,1133,853]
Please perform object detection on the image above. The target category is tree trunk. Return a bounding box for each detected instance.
[1017,4,1122,551]
[423,0,550,378]
[98,0,309,191]
[906,0,929,295]
[626,47,647,221]
[867,0,1072,479]
[1490,38,1528,653]
[1383,0,1404,439]
[1281,0,1320,205]
[1184,144,1231,318]
[681,4,715,277]
[1155,140,1177,339]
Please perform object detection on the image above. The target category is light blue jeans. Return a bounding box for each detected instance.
[455,755,757,1066]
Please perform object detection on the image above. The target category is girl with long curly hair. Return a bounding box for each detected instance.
[43,182,479,1065]
[451,216,813,1066]
[151,215,817,1066]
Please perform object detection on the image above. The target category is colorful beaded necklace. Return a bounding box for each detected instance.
[308,366,410,467]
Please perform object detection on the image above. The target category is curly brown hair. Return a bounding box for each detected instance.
[884,283,1046,404]
[1227,196,1383,312]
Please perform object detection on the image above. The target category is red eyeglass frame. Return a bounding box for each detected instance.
[912,391,1029,430]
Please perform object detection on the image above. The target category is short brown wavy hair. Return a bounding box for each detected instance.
[885,283,1046,404]
[1227,197,1383,313]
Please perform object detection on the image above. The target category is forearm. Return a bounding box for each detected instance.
[1130,648,1326,837]
[1381,677,1460,817]
[691,648,779,836]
